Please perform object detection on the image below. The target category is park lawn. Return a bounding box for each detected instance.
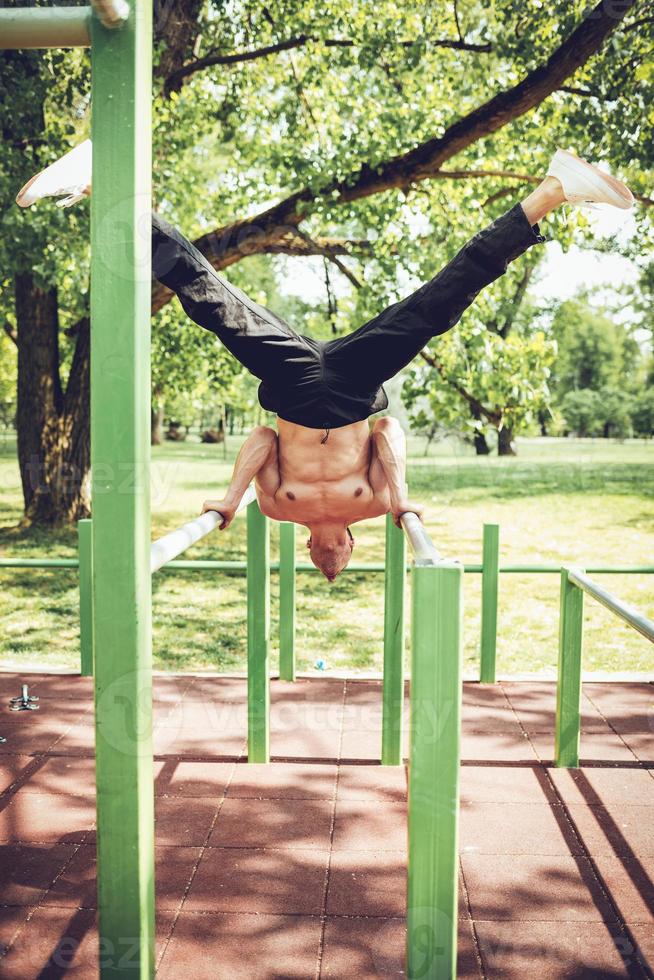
[0,434,652,677]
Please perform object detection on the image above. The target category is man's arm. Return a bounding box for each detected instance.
[370,417,423,527]
[201,425,279,529]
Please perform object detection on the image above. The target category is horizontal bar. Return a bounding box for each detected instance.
[0,559,80,568]
[567,567,654,644]
[399,512,442,566]
[1,556,654,575]
[0,7,91,48]
[494,565,654,574]
[150,485,256,573]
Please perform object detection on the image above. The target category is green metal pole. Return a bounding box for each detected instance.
[247,500,270,762]
[0,7,91,49]
[479,523,499,683]
[382,514,406,765]
[90,2,154,977]
[78,519,94,677]
[278,522,296,682]
[407,562,463,980]
[555,568,585,768]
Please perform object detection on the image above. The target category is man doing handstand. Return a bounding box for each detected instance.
[17,148,634,579]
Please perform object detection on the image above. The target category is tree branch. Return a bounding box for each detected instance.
[3,321,17,346]
[291,228,363,288]
[151,0,637,312]
[419,349,501,424]
[151,231,368,313]
[331,0,637,203]
[436,168,654,207]
[558,84,596,97]
[165,32,492,92]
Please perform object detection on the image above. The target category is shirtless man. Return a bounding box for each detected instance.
[17,147,634,579]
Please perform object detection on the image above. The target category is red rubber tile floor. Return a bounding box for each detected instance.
[0,672,652,978]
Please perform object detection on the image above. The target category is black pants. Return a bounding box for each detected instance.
[152,204,545,430]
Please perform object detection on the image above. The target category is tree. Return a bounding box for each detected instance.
[403,318,556,454]
[4,0,650,522]
[631,388,654,436]
[1,49,91,525]
[560,388,604,436]
[550,296,640,397]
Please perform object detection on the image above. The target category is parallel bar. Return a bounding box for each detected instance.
[279,522,296,682]
[400,512,442,566]
[247,501,270,762]
[0,7,91,48]
[150,485,255,572]
[568,568,654,643]
[555,569,585,768]
[407,561,463,979]
[382,514,406,766]
[78,520,94,677]
[90,2,154,976]
[479,523,499,683]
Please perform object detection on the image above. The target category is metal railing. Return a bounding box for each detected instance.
[2,520,652,686]
[555,566,654,768]
[0,0,127,49]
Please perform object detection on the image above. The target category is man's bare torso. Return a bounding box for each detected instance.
[256,418,391,526]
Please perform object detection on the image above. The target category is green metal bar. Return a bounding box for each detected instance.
[502,566,654,574]
[568,567,654,644]
[382,514,406,765]
[407,561,463,979]
[90,2,154,977]
[0,7,91,49]
[555,568,585,768]
[0,559,80,568]
[2,557,654,575]
[78,520,94,677]
[278,522,296,682]
[480,523,499,683]
[247,500,270,762]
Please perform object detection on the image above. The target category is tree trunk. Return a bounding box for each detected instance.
[15,274,90,525]
[470,404,490,455]
[474,430,491,455]
[151,397,164,445]
[497,425,516,456]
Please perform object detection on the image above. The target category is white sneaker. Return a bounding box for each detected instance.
[546,149,634,211]
[16,139,92,208]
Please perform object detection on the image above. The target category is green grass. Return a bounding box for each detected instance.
[0,432,653,676]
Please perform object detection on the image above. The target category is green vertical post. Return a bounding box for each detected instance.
[555,568,584,768]
[279,522,296,682]
[247,500,270,762]
[480,522,499,683]
[78,519,94,677]
[382,514,406,765]
[90,2,154,977]
[407,562,463,980]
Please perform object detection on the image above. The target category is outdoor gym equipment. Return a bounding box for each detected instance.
[9,684,39,711]
[3,5,654,977]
